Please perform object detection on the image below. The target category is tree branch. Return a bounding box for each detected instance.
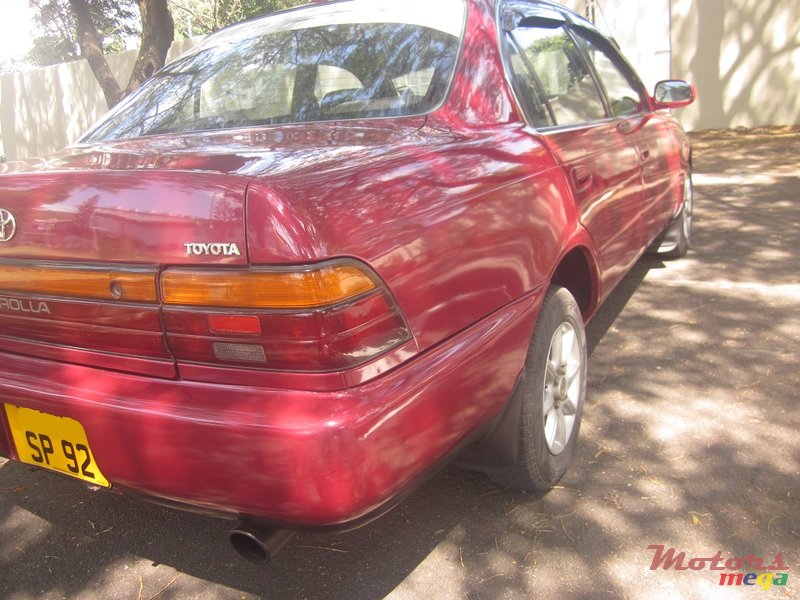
[125,0,175,96]
[68,0,123,107]
[170,1,215,33]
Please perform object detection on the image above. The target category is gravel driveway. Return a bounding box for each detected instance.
[1,128,798,600]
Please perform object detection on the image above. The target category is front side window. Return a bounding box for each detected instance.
[508,24,606,127]
[84,0,465,142]
[572,29,645,117]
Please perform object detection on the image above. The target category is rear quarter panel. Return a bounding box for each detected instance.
[249,124,573,350]
[248,0,581,351]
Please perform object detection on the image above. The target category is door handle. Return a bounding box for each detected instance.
[570,166,593,192]
[618,120,634,134]
[639,145,651,162]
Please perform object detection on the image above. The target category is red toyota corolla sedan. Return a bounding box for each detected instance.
[0,0,694,562]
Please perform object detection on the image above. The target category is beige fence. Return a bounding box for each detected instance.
[0,39,198,162]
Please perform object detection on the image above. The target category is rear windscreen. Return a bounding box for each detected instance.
[84,0,466,141]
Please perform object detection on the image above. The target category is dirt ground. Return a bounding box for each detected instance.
[1,128,798,600]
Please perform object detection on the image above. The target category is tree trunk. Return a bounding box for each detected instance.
[69,0,175,109]
[69,0,124,107]
[125,0,175,97]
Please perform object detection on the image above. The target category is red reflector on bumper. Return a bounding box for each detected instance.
[207,314,262,334]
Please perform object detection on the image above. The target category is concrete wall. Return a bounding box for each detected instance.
[671,0,800,130]
[0,38,198,162]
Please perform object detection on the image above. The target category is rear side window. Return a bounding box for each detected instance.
[508,24,606,127]
[84,0,465,141]
[507,43,554,127]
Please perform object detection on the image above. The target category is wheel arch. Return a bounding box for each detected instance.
[456,241,599,471]
[550,243,599,321]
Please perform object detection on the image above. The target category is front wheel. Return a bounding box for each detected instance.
[489,286,587,493]
[649,170,693,259]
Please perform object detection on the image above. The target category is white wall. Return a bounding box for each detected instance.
[577,0,800,130]
[593,0,672,92]
[671,0,800,130]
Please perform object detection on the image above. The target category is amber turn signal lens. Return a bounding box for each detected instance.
[0,263,158,303]
[161,264,378,309]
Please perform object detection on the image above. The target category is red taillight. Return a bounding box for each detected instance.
[161,261,410,372]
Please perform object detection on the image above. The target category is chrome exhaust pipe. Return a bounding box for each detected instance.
[228,520,295,564]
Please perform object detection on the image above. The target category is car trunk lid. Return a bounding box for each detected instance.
[0,169,249,377]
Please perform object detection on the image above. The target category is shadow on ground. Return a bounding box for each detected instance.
[1,128,798,600]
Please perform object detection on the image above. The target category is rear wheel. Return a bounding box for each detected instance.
[489,286,586,493]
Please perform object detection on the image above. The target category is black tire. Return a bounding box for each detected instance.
[649,169,693,259]
[489,286,587,493]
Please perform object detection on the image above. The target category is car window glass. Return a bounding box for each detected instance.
[83,0,465,141]
[315,66,363,102]
[392,67,435,96]
[505,40,554,127]
[572,30,644,117]
[199,64,298,122]
[510,25,606,126]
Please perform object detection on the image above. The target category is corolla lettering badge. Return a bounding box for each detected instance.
[184,242,242,257]
[0,296,51,315]
[0,209,17,242]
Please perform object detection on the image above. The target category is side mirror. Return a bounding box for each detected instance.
[652,80,696,109]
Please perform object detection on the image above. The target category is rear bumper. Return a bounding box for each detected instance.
[0,293,540,528]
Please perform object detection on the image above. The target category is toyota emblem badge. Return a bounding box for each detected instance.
[0,209,16,243]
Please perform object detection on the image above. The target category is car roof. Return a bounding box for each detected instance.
[200,0,469,45]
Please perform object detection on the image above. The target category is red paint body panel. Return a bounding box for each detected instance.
[246,124,568,350]
[0,0,692,526]
[0,170,249,265]
[0,292,540,525]
[544,120,649,295]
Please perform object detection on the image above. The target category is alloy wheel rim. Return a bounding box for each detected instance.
[543,322,582,455]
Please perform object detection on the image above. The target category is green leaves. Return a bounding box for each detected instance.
[26,0,139,66]
[170,0,306,39]
[25,0,305,67]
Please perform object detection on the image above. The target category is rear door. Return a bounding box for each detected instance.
[501,4,646,297]
[567,25,677,248]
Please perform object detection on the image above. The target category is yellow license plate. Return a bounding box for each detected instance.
[3,404,110,487]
